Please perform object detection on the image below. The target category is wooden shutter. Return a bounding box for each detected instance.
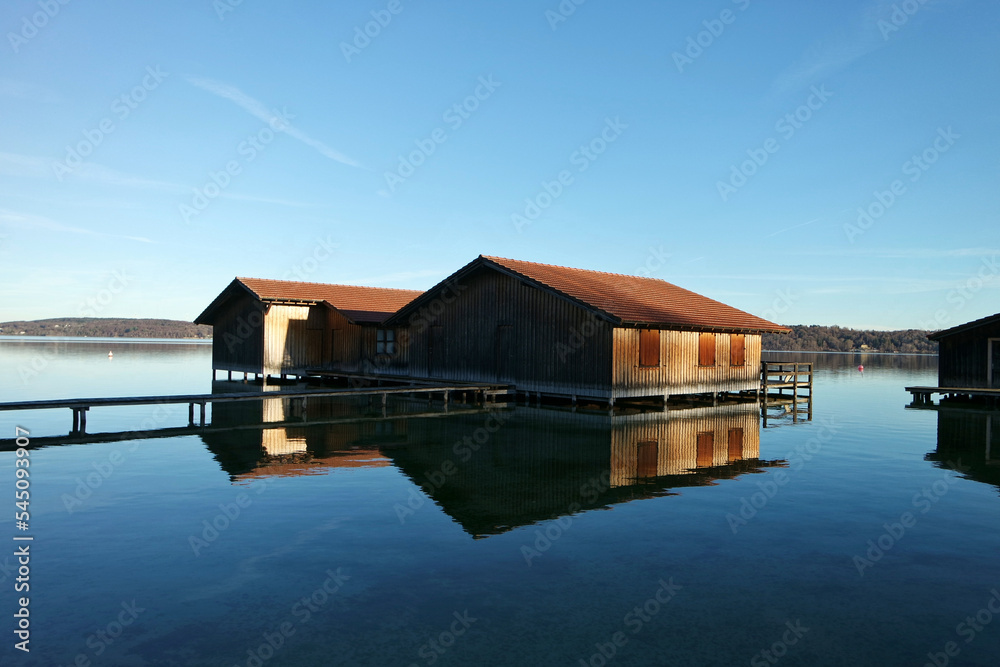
[636,441,658,478]
[728,428,744,461]
[699,333,716,366]
[696,432,714,467]
[639,329,660,367]
[730,334,745,366]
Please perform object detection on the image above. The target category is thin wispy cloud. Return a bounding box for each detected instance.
[765,217,822,238]
[0,209,153,244]
[186,76,364,169]
[771,0,947,94]
[0,79,60,103]
[0,152,311,208]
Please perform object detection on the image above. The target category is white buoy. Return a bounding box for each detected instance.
[108,351,114,359]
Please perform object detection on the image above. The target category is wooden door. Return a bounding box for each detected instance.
[696,432,714,467]
[636,440,658,479]
[728,428,744,461]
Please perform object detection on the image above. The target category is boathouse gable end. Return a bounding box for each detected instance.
[928,312,1000,389]
[386,255,788,401]
[385,262,615,395]
[196,277,421,379]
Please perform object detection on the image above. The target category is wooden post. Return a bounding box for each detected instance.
[188,402,194,426]
[227,370,232,381]
[199,402,206,426]
[72,408,79,433]
[79,408,88,434]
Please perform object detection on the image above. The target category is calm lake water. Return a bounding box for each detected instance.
[2,340,999,666]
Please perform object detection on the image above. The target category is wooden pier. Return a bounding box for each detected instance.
[0,382,510,435]
[761,361,813,398]
[906,386,1000,406]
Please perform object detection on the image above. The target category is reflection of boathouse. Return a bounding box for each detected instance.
[926,406,1000,493]
[200,398,784,537]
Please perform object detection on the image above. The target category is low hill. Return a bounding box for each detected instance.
[763,325,937,354]
[0,318,211,339]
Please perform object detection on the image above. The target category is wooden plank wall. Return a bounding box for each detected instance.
[612,329,762,398]
[938,321,1000,388]
[209,291,265,374]
[404,268,614,396]
[609,405,761,487]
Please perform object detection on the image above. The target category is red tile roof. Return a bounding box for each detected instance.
[235,277,422,324]
[481,256,789,333]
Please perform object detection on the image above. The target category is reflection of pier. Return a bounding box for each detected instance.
[0,378,508,438]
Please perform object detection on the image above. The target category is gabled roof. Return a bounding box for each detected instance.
[927,312,1000,341]
[387,255,790,333]
[195,277,422,325]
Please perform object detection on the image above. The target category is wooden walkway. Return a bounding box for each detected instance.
[906,386,1000,405]
[0,383,510,435]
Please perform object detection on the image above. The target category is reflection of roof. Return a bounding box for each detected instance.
[196,277,422,325]
[389,255,788,333]
[927,311,1000,341]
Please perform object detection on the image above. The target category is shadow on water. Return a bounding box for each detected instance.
[202,397,789,538]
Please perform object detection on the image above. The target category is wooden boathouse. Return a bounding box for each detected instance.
[908,312,1000,404]
[385,255,790,405]
[193,277,422,381]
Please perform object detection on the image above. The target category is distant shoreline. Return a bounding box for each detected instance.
[0,335,211,344]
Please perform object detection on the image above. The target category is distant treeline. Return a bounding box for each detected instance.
[763,325,937,354]
[0,318,212,339]
[0,318,939,352]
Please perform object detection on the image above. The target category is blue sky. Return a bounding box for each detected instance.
[0,0,997,329]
